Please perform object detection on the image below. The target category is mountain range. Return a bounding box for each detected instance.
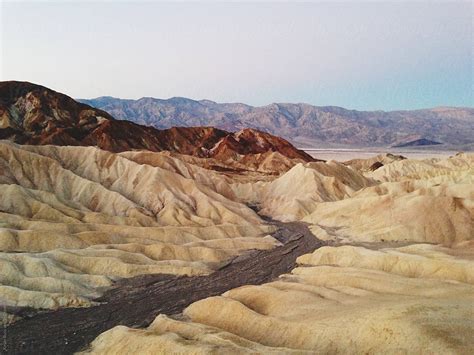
[79,96,474,149]
[0,81,313,169]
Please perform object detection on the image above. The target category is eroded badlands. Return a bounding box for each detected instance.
[0,141,278,319]
[83,152,474,354]
[1,138,473,354]
[86,244,474,354]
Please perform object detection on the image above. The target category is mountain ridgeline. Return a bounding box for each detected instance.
[79,96,474,149]
[0,81,313,164]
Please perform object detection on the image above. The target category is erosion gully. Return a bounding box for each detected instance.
[1,218,323,354]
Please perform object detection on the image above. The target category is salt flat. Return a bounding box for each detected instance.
[305,148,459,161]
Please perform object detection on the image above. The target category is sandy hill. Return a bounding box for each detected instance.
[367,153,474,183]
[299,154,472,244]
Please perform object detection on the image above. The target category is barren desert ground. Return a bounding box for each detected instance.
[304,148,458,161]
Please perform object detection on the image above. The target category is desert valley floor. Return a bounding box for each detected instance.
[0,82,473,354]
[304,148,459,162]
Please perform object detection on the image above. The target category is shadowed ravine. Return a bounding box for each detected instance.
[1,219,323,354]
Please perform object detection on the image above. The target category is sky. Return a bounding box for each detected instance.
[1,1,472,110]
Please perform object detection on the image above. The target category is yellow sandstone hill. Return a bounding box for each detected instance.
[367,153,474,183]
[302,181,473,245]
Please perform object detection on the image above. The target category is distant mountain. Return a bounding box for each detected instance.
[0,81,313,163]
[394,138,442,148]
[79,96,474,149]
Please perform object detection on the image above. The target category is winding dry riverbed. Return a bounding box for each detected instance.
[1,220,322,354]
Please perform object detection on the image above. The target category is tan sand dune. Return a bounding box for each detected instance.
[85,243,474,354]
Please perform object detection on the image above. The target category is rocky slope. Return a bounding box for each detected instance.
[344,153,406,172]
[79,96,474,148]
[0,81,313,169]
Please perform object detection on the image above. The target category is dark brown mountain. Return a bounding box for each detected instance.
[0,81,313,162]
[79,96,474,149]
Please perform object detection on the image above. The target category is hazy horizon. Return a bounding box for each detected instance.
[2,1,472,111]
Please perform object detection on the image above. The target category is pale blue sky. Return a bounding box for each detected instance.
[1,1,472,110]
